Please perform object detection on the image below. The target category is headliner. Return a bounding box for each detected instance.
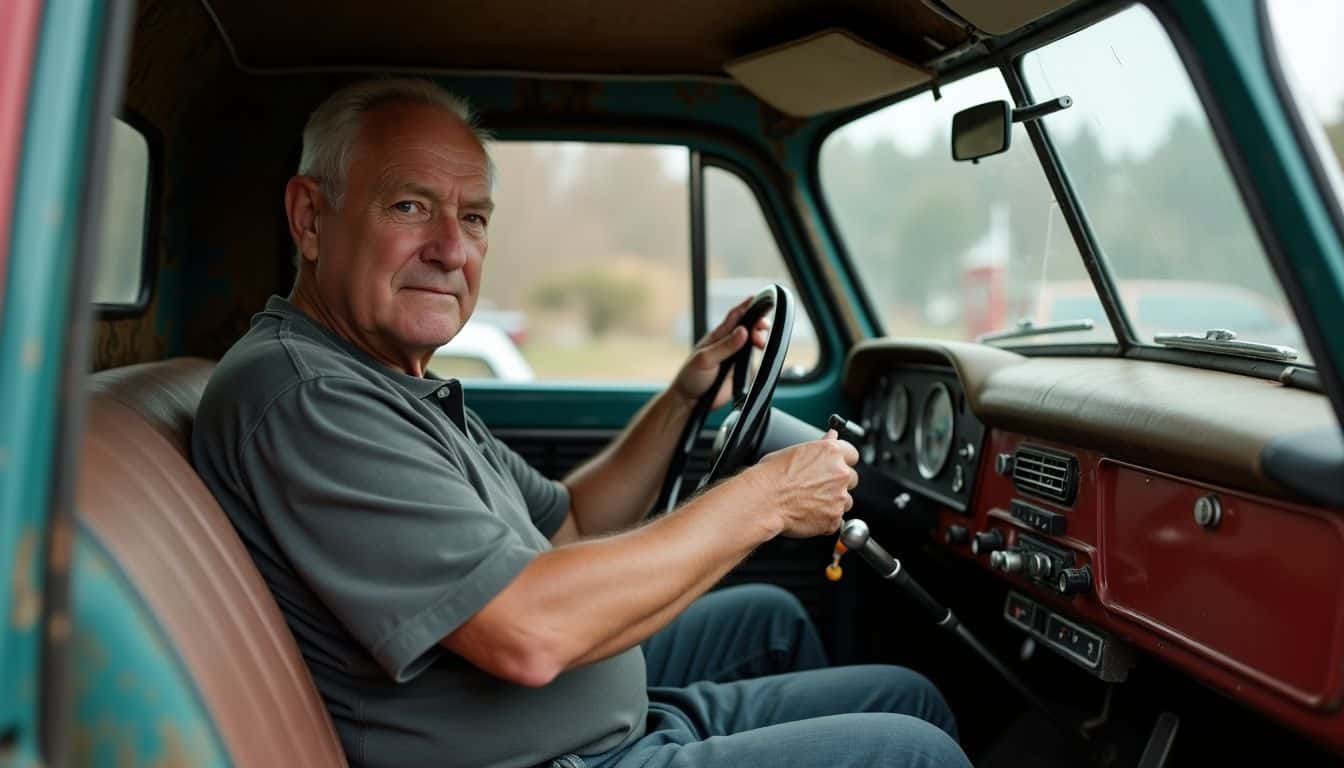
[200,0,978,78]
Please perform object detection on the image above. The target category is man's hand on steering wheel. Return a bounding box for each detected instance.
[671,296,771,410]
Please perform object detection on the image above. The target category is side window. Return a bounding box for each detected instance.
[437,142,690,383]
[704,165,820,376]
[93,117,150,309]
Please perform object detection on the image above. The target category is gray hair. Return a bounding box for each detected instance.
[298,78,494,209]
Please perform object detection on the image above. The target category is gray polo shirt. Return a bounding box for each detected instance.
[192,297,647,768]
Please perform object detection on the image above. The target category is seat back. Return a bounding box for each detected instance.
[76,358,348,767]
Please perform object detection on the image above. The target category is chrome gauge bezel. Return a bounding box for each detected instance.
[883,384,909,442]
[915,382,955,480]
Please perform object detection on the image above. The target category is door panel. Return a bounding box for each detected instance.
[493,428,716,489]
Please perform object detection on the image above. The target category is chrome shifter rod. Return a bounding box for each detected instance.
[840,519,1061,730]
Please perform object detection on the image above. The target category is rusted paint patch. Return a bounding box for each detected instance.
[47,611,70,641]
[48,515,72,572]
[673,82,724,109]
[150,722,210,768]
[10,528,41,629]
[512,79,602,113]
[22,338,41,369]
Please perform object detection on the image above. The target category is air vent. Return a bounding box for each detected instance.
[1012,446,1077,505]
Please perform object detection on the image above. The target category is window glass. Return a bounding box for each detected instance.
[472,142,690,383]
[704,165,820,376]
[1022,5,1309,362]
[93,118,150,306]
[820,69,1112,346]
[1266,0,1344,217]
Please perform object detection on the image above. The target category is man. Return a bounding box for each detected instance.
[193,78,969,768]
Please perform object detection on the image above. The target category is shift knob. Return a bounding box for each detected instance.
[839,519,870,550]
[840,519,900,577]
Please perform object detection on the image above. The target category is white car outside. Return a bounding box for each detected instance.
[430,321,535,381]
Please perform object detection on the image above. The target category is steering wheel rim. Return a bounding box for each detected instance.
[653,284,796,514]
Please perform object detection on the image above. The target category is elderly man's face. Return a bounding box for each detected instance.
[308,102,493,372]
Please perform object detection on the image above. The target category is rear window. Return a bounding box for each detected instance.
[93,118,151,309]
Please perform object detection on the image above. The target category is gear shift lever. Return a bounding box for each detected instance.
[835,518,1064,732]
[840,520,958,629]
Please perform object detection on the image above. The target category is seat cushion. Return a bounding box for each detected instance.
[76,358,348,768]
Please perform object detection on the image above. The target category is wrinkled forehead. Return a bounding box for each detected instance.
[351,102,492,195]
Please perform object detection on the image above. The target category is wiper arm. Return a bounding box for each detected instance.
[1153,328,1298,362]
[978,318,1094,343]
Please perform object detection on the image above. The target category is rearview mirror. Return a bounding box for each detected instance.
[951,101,1012,162]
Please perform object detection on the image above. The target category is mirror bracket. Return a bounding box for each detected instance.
[1012,96,1073,124]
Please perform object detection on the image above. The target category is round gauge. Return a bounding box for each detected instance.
[860,390,880,433]
[915,383,956,480]
[861,431,878,465]
[883,384,909,442]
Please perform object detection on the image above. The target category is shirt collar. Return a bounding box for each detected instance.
[258,295,468,423]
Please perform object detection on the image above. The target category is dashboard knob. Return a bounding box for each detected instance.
[944,524,969,546]
[995,453,1015,476]
[1026,552,1054,580]
[971,529,1004,556]
[989,549,1024,573]
[1057,566,1093,596]
[1194,494,1222,529]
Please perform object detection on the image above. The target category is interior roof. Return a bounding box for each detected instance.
[201,0,972,77]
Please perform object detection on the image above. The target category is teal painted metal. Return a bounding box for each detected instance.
[69,533,229,767]
[0,0,106,761]
[1168,0,1344,385]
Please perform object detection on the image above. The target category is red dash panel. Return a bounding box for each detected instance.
[1099,462,1344,707]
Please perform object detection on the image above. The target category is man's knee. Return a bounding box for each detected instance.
[728,583,808,619]
[871,715,971,768]
[865,666,958,740]
[736,586,806,621]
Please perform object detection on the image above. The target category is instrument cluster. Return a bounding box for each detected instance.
[857,367,986,513]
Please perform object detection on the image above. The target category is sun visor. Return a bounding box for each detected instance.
[725,30,930,117]
[940,0,1074,35]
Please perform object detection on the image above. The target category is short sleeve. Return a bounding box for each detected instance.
[240,376,536,682]
[468,410,572,540]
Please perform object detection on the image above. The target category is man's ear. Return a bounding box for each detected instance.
[285,176,323,265]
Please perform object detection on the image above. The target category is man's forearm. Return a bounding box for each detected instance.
[570,540,740,667]
[444,466,781,685]
[562,388,695,536]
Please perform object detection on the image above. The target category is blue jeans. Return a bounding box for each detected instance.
[583,584,971,768]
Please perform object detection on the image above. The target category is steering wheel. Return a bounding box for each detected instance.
[653,284,796,514]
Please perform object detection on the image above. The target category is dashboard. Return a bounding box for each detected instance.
[844,339,1344,755]
[855,368,985,513]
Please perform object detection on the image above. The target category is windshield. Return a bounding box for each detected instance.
[820,69,1114,346]
[1021,4,1310,362]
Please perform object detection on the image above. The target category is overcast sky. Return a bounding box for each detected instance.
[836,2,1343,159]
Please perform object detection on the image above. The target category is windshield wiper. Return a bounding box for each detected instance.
[1153,328,1299,362]
[978,318,1095,343]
